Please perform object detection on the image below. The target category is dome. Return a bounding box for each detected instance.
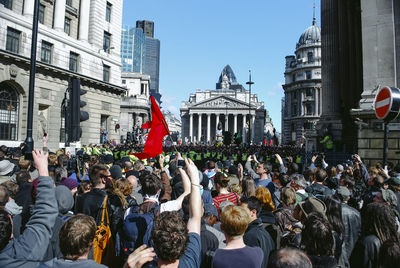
[297,20,321,48]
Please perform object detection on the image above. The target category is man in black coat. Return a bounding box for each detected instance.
[241,196,275,267]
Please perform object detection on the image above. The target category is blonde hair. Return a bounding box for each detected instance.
[281,187,296,206]
[48,154,57,166]
[220,205,250,238]
[229,184,242,196]
[255,187,275,211]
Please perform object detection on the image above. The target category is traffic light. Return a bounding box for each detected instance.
[69,78,89,142]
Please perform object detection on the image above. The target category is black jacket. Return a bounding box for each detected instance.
[308,183,333,197]
[308,255,337,268]
[350,235,381,268]
[200,222,219,268]
[243,218,275,268]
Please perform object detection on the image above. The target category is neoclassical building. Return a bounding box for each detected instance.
[0,0,124,149]
[180,65,269,144]
[282,14,322,151]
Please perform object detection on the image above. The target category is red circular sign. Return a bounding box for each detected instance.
[375,87,392,119]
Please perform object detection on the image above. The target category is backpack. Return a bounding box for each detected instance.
[120,202,160,257]
[93,195,113,265]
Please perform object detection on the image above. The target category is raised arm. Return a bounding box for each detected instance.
[185,158,201,235]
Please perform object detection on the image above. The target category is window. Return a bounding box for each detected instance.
[103,64,110,82]
[291,103,297,117]
[0,86,19,140]
[103,31,111,52]
[292,73,296,82]
[6,27,20,53]
[122,79,126,84]
[39,4,45,24]
[0,0,12,9]
[306,71,312,80]
[306,103,313,115]
[304,122,314,130]
[40,41,52,64]
[69,52,79,72]
[307,52,314,63]
[291,91,297,100]
[305,88,313,97]
[64,17,71,35]
[66,0,72,7]
[106,2,112,22]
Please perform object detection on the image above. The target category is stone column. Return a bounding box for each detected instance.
[23,0,34,18]
[198,113,202,143]
[189,113,193,142]
[251,115,256,143]
[79,0,91,41]
[242,114,246,144]
[54,0,66,32]
[234,114,238,133]
[216,114,220,132]
[225,114,228,131]
[207,113,211,143]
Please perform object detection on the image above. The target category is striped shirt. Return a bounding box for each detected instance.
[213,192,240,216]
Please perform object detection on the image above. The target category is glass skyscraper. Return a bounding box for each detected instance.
[121,26,146,73]
[145,37,160,102]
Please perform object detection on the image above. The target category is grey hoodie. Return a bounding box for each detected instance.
[5,199,22,216]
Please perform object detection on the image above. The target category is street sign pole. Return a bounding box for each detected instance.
[374,86,400,167]
[383,121,389,167]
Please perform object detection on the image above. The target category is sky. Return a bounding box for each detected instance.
[122,0,319,133]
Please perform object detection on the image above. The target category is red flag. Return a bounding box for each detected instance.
[132,96,169,159]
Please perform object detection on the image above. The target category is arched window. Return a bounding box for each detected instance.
[0,87,19,140]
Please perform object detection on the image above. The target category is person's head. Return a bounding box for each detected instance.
[361,202,399,244]
[89,155,99,167]
[379,240,400,268]
[0,209,12,251]
[124,161,133,171]
[267,248,312,268]
[301,213,334,257]
[241,177,256,197]
[229,183,242,196]
[48,153,58,166]
[15,170,31,186]
[314,168,327,183]
[203,203,218,226]
[59,214,97,260]
[57,154,69,168]
[220,205,250,239]
[141,174,162,196]
[214,172,230,190]
[207,161,216,170]
[278,174,291,188]
[255,162,268,175]
[133,160,145,171]
[255,186,275,212]
[60,177,79,196]
[152,211,188,263]
[114,178,133,196]
[78,181,91,194]
[323,195,344,236]
[339,174,355,189]
[55,167,68,184]
[287,163,299,176]
[281,187,297,207]
[0,185,9,208]
[327,166,337,178]
[294,197,326,223]
[126,175,138,189]
[241,196,262,222]
[1,181,18,200]
[18,156,31,171]
[335,186,351,203]
[88,164,111,188]
[290,174,307,190]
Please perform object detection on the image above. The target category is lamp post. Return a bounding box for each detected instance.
[24,0,40,159]
[246,70,254,145]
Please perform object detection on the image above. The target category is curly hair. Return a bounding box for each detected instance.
[255,186,275,211]
[151,211,189,262]
[361,203,400,244]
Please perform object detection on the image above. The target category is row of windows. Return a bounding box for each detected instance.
[290,103,314,116]
[290,88,314,100]
[5,27,111,82]
[296,51,315,63]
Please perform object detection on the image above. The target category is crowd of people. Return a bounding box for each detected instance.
[0,140,399,268]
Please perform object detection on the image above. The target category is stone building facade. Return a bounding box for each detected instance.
[180,65,270,144]
[0,0,124,150]
[119,72,150,140]
[282,14,322,151]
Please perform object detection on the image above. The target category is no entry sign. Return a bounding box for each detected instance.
[374,86,400,121]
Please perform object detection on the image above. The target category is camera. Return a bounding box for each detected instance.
[177,159,185,168]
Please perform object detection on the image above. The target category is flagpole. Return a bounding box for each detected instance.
[161,118,179,153]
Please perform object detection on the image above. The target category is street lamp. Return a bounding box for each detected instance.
[24,0,40,159]
[246,70,254,145]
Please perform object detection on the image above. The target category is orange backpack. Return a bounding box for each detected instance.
[93,195,113,264]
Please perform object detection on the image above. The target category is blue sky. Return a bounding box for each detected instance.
[122,0,319,133]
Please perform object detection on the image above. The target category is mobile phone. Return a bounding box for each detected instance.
[43,132,47,137]
[177,159,185,168]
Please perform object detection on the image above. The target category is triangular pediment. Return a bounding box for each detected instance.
[191,95,251,109]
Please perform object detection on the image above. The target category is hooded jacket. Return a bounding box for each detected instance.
[0,176,58,268]
[243,217,275,268]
